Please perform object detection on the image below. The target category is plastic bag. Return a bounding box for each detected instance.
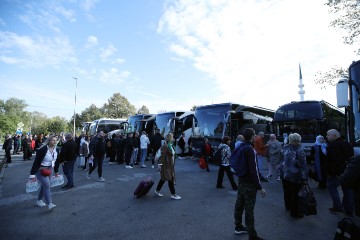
[26,180,40,193]
[50,174,64,187]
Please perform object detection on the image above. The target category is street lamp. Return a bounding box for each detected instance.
[73,77,77,136]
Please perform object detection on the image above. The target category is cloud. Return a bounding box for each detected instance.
[0,31,77,68]
[99,68,130,84]
[99,44,117,62]
[158,0,356,110]
[85,35,98,48]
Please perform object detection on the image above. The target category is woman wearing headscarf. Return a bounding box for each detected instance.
[310,135,327,189]
[154,133,181,200]
[280,133,308,218]
[29,135,58,211]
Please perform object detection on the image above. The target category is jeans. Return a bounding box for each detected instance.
[36,171,52,205]
[62,161,76,187]
[89,155,105,178]
[131,148,139,165]
[256,155,266,177]
[327,176,354,212]
[140,148,147,166]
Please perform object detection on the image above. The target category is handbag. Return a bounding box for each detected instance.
[199,157,206,169]
[40,168,52,176]
[297,183,317,216]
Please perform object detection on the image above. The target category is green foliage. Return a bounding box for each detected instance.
[102,92,136,118]
[137,105,150,114]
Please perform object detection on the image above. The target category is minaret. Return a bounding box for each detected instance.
[298,63,305,101]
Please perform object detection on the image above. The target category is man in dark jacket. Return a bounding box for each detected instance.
[151,129,164,168]
[12,134,19,155]
[58,133,78,189]
[326,129,354,215]
[124,132,134,169]
[88,130,106,181]
[231,128,266,240]
[3,134,13,163]
[340,155,360,217]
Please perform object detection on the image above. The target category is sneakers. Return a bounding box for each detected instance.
[277,176,281,181]
[151,165,155,169]
[266,174,272,179]
[234,225,247,235]
[141,165,147,168]
[125,165,133,169]
[86,173,90,179]
[48,203,56,212]
[154,190,163,197]
[171,194,181,200]
[99,177,106,182]
[36,200,46,207]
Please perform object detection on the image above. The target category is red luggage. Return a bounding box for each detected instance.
[134,177,155,198]
[199,157,206,169]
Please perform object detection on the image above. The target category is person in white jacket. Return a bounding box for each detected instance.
[139,131,150,168]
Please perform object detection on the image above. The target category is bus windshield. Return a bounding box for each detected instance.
[274,102,323,121]
[127,115,144,133]
[350,61,360,144]
[195,104,231,138]
[156,112,177,135]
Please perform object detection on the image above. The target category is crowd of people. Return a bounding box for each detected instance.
[2,126,360,239]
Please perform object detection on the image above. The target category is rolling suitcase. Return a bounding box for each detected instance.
[134,177,154,198]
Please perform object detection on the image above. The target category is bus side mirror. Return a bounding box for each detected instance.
[336,78,349,107]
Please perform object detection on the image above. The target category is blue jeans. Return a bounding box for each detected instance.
[140,148,147,166]
[256,155,266,177]
[327,176,354,212]
[62,161,76,187]
[36,171,52,205]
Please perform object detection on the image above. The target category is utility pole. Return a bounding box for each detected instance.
[73,77,77,136]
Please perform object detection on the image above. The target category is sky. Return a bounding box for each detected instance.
[0,0,358,120]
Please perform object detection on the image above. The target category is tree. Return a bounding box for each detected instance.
[30,111,50,135]
[137,105,150,114]
[102,92,136,118]
[48,116,68,134]
[80,104,103,121]
[0,98,28,136]
[315,0,360,87]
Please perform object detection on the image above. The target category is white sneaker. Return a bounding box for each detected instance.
[141,165,147,168]
[36,200,46,207]
[108,162,114,165]
[125,165,133,169]
[48,203,56,212]
[99,177,105,182]
[171,194,181,200]
[151,165,155,169]
[154,190,163,197]
[277,177,281,181]
[87,173,90,179]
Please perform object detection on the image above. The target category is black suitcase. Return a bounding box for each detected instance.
[134,177,155,198]
[334,218,360,240]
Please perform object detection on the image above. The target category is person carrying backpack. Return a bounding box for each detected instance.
[215,136,238,190]
[230,128,266,240]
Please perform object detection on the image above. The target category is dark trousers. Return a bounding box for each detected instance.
[5,149,11,163]
[152,147,160,165]
[217,165,238,189]
[89,156,104,178]
[62,160,75,187]
[234,182,258,238]
[125,150,132,166]
[282,179,302,215]
[109,150,116,162]
[204,155,210,171]
[23,148,31,160]
[116,150,124,164]
[13,145,19,154]
[156,179,176,195]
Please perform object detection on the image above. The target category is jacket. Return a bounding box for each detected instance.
[266,139,282,164]
[280,144,308,184]
[326,138,354,176]
[254,136,266,156]
[59,138,78,162]
[30,145,58,175]
[159,143,176,182]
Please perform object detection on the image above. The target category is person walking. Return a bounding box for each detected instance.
[56,133,78,189]
[309,135,328,189]
[132,132,140,165]
[3,134,13,163]
[140,131,150,168]
[124,132,134,169]
[108,133,117,164]
[22,135,32,161]
[151,128,164,168]
[154,133,181,200]
[326,129,354,215]
[231,128,266,239]
[266,134,282,181]
[12,134,19,155]
[280,133,308,218]
[177,133,186,158]
[29,135,58,211]
[216,136,238,190]
[81,135,90,171]
[116,133,125,164]
[87,130,106,181]
[200,136,212,172]
[254,132,268,182]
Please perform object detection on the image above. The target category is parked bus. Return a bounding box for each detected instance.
[127,114,154,133]
[81,122,92,135]
[191,103,274,157]
[88,118,128,136]
[336,60,360,155]
[272,100,345,156]
[169,111,195,154]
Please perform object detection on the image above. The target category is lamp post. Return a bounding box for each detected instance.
[73,77,77,136]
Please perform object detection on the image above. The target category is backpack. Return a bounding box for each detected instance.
[213,146,225,165]
[229,144,252,177]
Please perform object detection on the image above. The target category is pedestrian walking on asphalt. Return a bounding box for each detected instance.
[56,133,77,189]
[326,129,354,216]
[3,134,13,163]
[151,128,164,168]
[231,128,266,240]
[280,133,308,218]
[154,133,181,200]
[265,134,282,181]
[22,134,32,161]
[12,134,20,155]
[200,136,212,172]
[87,130,106,181]
[29,135,58,212]
[254,131,268,182]
[139,131,150,168]
[216,136,238,190]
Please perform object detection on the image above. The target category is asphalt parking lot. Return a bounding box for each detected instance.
[0,148,347,240]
